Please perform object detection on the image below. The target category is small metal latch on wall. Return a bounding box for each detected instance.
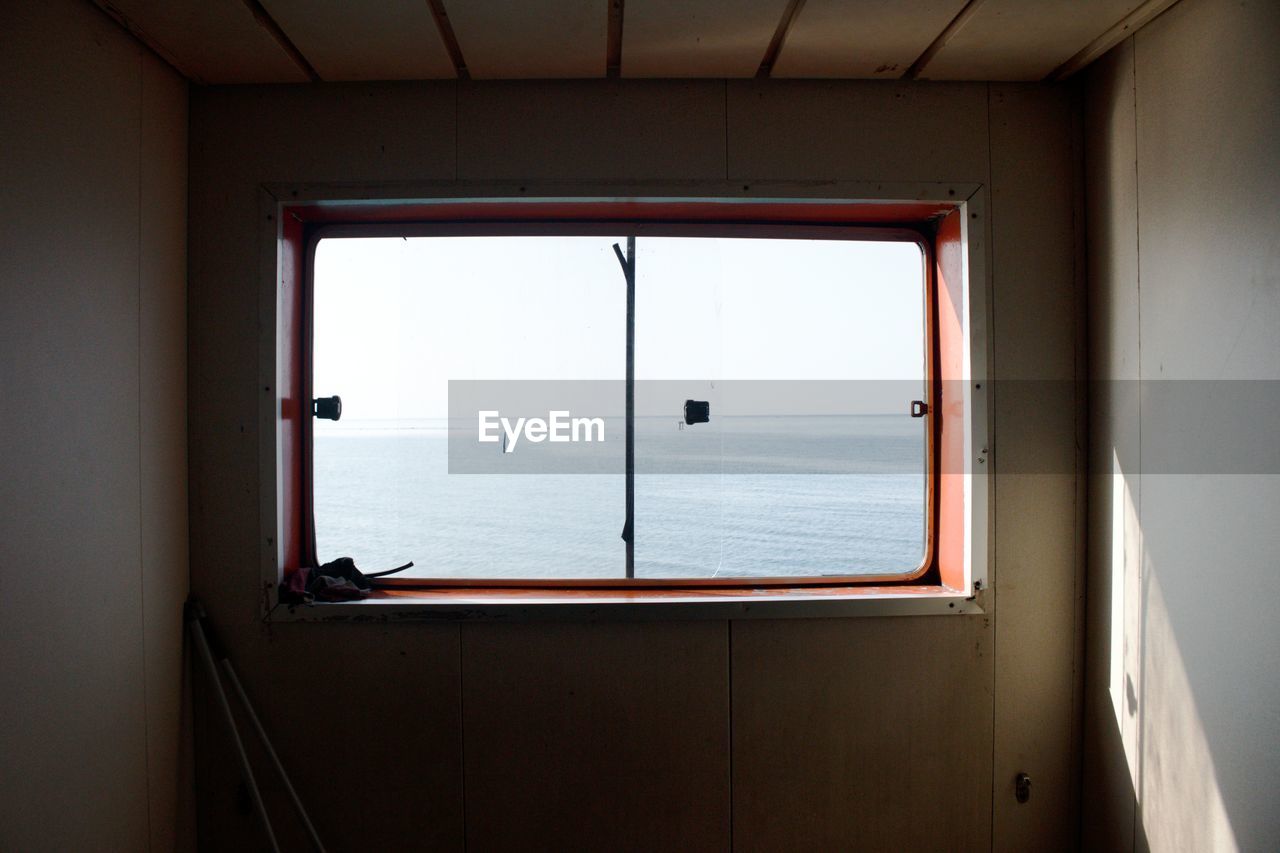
[1015,772,1032,804]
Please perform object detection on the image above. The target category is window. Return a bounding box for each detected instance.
[272,197,981,600]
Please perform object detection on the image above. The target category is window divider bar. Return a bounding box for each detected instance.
[613,237,636,578]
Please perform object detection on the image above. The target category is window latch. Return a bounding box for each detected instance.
[1015,772,1032,804]
[910,400,929,418]
[684,399,710,425]
[313,396,342,421]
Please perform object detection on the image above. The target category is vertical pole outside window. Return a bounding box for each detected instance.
[613,237,636,578]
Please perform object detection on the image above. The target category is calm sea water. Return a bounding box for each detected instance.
[314,416,926,579]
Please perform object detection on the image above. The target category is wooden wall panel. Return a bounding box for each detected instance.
[1083,3,1280,848]
[259,0,454,81]
[921,0,1145,80]
[0,1,187,848]
[196,625,464,852]
[773,0,968,79]
[462,622,730,851]
[0,3,146,848]
[726,80,990,182]
[1129,1,1280,850]
[732,617,993,851]
[1134,0,1280,383]
[139,48,194,853]
[987,84,1083,851]
[447,0,606,78]
[189,82,457,188]
[457,81,727,180]
[621,0,787,78]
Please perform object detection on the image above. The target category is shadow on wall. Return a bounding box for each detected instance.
[1085,439,1279,850]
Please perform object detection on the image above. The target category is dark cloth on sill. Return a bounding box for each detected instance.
[282,557,373,603]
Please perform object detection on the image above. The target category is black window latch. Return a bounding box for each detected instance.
[910,400,929,418]
[313,396,342,421]
[684,399,710,425]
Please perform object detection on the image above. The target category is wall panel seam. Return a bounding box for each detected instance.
[459,623,468,852]
[1129,34,1144,853]
[1069,79,1089,851]
[135,49,154,852]
[983,81,999,852]
[723,81,729,182]
[727,620,734,852]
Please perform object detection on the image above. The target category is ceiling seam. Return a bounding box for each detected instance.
[606,0,625,78]
[755,0,807,79]
[903,0,986,81]
[88,1,204,85]
[427,0,471,81]
[1044,0,1182,82]
[241,0,321,81]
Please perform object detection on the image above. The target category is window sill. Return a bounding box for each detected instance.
[267,584,984,622]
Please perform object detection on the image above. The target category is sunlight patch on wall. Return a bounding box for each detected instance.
[1140,566,1239,852]
[1109,451,1142,794]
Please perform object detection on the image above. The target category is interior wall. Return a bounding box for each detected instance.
[1083,0,1280,849]
[187,78,1084,850]
[0,1,191,850]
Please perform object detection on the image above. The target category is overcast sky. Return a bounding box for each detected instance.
[313,235,925,421]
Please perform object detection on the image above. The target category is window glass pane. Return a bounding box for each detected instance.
[312,232,927,581]
[634,237,927,578]
[312,236,625,578]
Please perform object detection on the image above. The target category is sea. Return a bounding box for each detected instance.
[314,415,926,580]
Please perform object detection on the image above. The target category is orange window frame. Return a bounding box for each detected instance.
[278,200,969,594]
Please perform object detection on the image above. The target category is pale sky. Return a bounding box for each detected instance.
[312,235,925,421]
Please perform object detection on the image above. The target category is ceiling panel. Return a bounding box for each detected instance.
[447,0,606,79]
[98,0,306,84]
[919,0,1147,80]
[260,0,454,81]
[622,0,789,78]
[772,0,968,78]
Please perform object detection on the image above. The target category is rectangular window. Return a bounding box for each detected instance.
[308,224,934,585]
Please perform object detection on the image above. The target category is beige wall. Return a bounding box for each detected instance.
[1083,0,1280,849]
[0,1,191,851]
[188,78,1084,849]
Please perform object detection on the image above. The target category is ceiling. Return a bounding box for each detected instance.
[93,0,1177,85]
